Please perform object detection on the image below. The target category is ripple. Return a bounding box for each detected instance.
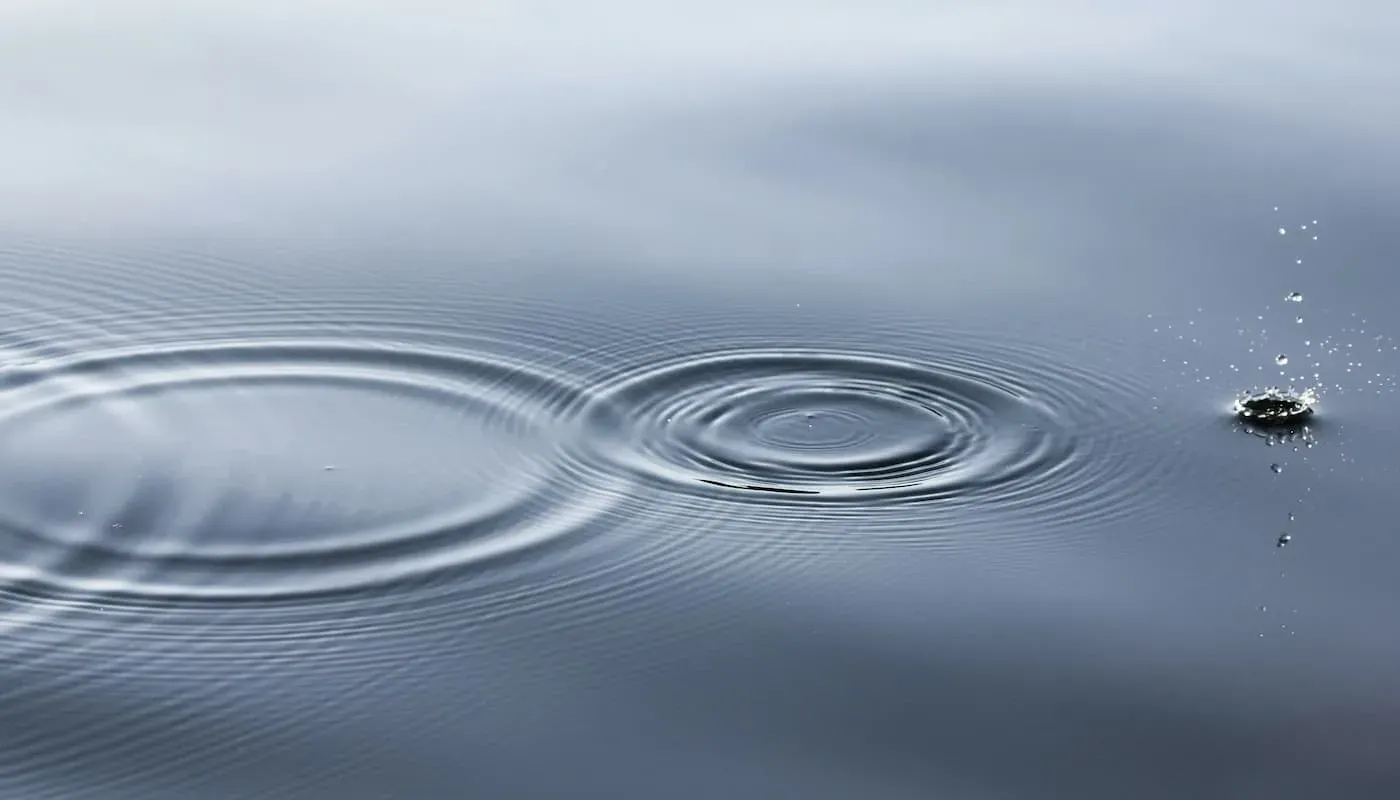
[0,264,774,691]
[572,336,1177,546]
[0,341,616,604]
[0,253,1198,799]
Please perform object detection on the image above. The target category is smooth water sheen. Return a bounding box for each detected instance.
[4,3,1400,799]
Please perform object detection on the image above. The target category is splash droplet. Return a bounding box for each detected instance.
[1270,463,1283,474]
[1278,228,1287,235]
[1277,533,1291,547]
[1285,292,1303,303]
[1275,355,1289,366]
[1233,387,1317,425]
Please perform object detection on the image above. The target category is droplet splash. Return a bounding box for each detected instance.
[1232,387,1317,425]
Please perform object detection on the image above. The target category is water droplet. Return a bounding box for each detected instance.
[1287,511,1295,521]
[323,465,337,472]
[1275,355,1288,365]
[1295,316,1303,324]
[1285,292,1303,303]
[1270,463,1283,474]
[1277,533,1291,547]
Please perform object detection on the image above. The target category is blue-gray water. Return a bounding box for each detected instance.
[3,4,1400,798]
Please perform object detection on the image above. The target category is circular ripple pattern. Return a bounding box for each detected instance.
[574,342,1174,537]
[0,341,618,604]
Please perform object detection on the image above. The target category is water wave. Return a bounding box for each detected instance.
[564,319,1181,552]
[0,341,617,604]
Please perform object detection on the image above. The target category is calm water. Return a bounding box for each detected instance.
[4,3,1400,798]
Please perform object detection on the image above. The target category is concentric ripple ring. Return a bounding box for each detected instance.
[0,341,618,603]
[571,345,1166,535]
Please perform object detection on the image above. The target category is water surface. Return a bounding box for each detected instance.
[3,3,1400,798]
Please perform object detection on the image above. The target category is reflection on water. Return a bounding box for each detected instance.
[3,2,1400,798]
